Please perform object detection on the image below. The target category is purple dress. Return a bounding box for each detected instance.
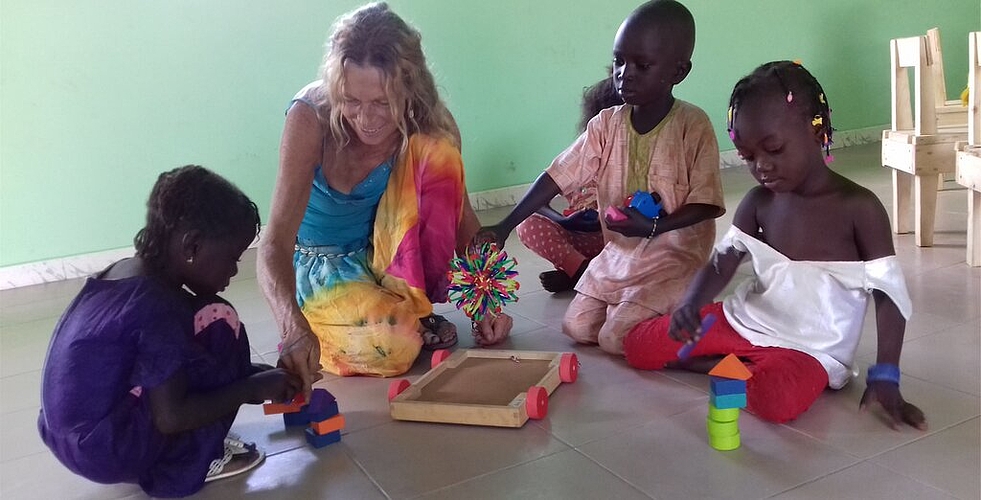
[37,275,253,498]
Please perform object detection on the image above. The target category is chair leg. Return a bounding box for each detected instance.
[968,189,981,266]
[914,173,939,247]
[892,169,914,234]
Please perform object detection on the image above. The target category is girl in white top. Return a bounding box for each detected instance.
[624,61,925,429]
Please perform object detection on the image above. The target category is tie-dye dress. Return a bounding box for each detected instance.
[291,121,465,377]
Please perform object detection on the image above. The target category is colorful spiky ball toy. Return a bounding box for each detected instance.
[447,243,519,322]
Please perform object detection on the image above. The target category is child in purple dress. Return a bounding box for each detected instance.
[37,165,301,497]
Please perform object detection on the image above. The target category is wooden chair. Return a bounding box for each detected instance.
[955,32,981,266]
[927,28,970,128]
[881,32,968,247]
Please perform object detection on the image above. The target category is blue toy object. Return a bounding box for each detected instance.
[709,392,747,410]
[304,428,342,448]
[628,191,663,218]
[709,376,747,396]
[676,314,717,360]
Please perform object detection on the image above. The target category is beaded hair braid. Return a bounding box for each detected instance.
[726,60,835,161]
[134,165,261,271]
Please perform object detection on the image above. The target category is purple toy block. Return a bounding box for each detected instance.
[304,428,341,448]
[677,314,717,360]
[308,388,336,414]
[307,400,340,423]
[283,408,311,427]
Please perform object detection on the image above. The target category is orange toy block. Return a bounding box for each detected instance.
[309,414,346,435]
[708,353,753,380]
[262,394,307,415]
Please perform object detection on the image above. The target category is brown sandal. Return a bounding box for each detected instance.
[419,314,458,350]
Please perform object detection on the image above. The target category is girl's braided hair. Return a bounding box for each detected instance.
[134,165,260,270]
[727,60,835,159]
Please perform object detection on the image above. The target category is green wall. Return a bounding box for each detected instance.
[1,0,978,266]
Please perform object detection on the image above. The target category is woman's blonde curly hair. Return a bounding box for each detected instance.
[316,2,459,153]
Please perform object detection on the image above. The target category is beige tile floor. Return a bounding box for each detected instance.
[1,142,979,499]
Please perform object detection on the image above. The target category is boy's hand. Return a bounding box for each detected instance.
[605,206,656,238]
[558,209,601,233]
[473,224,509,249]
[668,303,703,343]
[247,368,302,404]
[860,381,927,430]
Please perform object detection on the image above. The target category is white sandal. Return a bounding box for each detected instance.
[205,438,265,482]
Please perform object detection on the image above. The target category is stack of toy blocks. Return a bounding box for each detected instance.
[706,354,753,451]
[262,388,345,449]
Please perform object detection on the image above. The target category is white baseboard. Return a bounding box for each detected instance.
[1,125,887,290]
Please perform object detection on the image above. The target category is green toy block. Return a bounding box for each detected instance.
[708,403,740,422]
[709,432,740,451]
[706,419,739,437]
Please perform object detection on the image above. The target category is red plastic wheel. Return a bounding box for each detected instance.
[431,349,451,369]
[526,386,548,419]
[388,379,410,401]
[559,353,579,383]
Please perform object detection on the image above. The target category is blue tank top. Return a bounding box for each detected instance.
[296,160,393,251]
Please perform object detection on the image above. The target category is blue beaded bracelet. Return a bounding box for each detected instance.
[867,363,901,385]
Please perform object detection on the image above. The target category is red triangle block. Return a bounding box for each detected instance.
[708,353,753,380]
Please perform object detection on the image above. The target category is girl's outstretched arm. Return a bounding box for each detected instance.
[148,367,301,434]
[852,191,926,430]
[668,191,759,341]
[476,172,561,247]
[859,291,926,430]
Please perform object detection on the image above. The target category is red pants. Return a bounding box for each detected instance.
[515,214,604,276]
[623,302,829,423]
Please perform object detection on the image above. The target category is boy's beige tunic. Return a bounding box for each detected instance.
[546,101,724,315]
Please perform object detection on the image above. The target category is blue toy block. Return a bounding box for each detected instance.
[709,376,747,396]
[628,191,663,218]
[283,409,311,427]
[304,428,341,448]
[710,392,747,410]
[307,400,339,423]
[308,388,336,414]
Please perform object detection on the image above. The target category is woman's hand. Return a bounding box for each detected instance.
[472,313,513,346]
[277,323,323,401]
[558,209,601,233]
[604,206,656,238]
[860,382,927,430]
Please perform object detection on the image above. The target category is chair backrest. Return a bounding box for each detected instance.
[926,28,950,105]
[891,34,939,135]
[970,32,980,145]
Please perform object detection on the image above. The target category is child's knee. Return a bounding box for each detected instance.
[746,357,827,423]
[623,316,673,369]
[562,317,598,345]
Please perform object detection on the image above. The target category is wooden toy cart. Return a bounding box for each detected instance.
[387,349,579,428]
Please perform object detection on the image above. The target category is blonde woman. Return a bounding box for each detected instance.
[259,3,509,390]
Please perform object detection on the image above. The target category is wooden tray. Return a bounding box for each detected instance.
[388,349,579,428]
